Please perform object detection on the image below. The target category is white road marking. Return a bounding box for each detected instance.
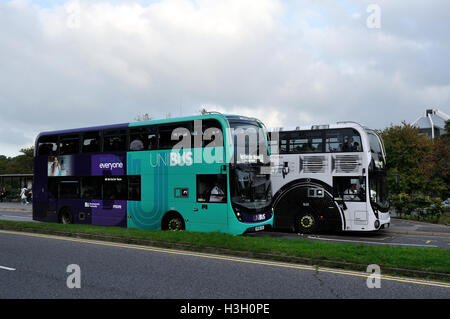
[0,265,16,271]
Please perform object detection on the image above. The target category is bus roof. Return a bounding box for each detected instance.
[269,121,370,133]
[35,113,263,140]
[36,123,129,139]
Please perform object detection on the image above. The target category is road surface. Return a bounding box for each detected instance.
[0,230,449,299]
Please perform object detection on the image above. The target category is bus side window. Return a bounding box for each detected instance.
[59,134,80,155]
[342,131,361,152]
[103,177,128,200]
[304,131,323,153]
[128,176,141,201]
[82,131,101,153]
[196,119,223,148]
[333,177,366,202]
[279,132,289,154]
[197,174,227,203]
[325,130,342,152]
[38,135,58,156]
[158,122,193,150]
[129,127,157,151]
[288,132,308,154]
[327,129,362,153]
[48,178,59,199]
[350,129,362,152]
[59,180,80,199]
[284,131,323,154]
[81,176,102,199]
[103,129,127,152]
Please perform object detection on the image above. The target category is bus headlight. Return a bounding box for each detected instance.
[374,220,380,229]
[234,208,243,222]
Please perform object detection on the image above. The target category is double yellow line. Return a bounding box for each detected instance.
[1,229,449,289]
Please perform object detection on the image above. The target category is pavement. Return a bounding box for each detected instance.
[383,218,450,237]
[0,202,449,237]
[0,202,32,212]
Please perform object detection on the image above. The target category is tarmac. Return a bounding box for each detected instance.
[0,202,449,237]
[0,202,32,212]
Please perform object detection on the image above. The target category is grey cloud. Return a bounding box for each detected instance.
[0,0,449,156]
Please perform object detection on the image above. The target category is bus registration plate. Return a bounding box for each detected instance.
[254,225,265,232]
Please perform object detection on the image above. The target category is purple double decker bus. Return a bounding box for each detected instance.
[32,114,273,235]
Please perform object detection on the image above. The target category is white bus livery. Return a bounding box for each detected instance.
[269,122,390,233]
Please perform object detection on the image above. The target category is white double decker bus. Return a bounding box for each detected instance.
[269,122,390,233]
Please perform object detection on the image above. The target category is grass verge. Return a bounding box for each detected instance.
[0,220,449,282]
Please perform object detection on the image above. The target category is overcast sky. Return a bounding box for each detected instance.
[0,0,449,156]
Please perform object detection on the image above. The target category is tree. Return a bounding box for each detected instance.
[0,147,34,174]
[16,147,34,173]
[443,119,450,138]
[380,122,433,195]
[427,122,450,198]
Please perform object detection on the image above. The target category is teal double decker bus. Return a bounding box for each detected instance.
[33,113,273,235]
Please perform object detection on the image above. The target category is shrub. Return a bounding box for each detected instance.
[390,193,444,223]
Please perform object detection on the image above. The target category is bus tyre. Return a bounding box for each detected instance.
[164,213,185,231]
[294,212,318,234]
[59,208,74,224]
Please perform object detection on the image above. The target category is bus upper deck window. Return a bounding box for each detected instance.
[38,136,58,156]
[59,134,80,155]
[282,131,323,154]
[326,129,362,153]
[129,126,157,151]
[158,122,193,150]
[197,119,223,148]
[103,129,127,152]
[82,131,101,153]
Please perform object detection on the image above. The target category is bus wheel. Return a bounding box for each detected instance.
[163,213,185,231]
[59,208,74,224]
[294,212,318,234]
